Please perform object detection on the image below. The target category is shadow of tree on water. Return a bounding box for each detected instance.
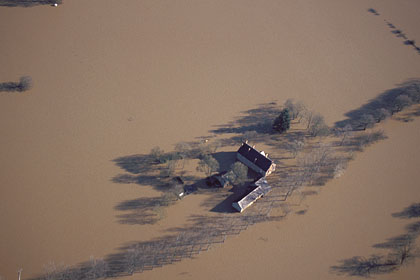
[115,195,178,225]
[331,255,398,277]
[368,9,420,55]
[29,208,285,280]
[210,102,281,135]
[335,79,420,129]
[331,203,420,277]
[392,203,420,219]
[0,76,32,92]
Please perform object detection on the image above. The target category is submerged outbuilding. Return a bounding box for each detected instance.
[232,177,272,212]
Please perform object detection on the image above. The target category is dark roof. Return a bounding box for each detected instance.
[237,143,273,172]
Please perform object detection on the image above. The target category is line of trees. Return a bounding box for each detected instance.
[273,99,330,137]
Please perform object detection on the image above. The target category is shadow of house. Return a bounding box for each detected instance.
[211,151,237,172]
[0,0,60,7]
[210,184,256,213]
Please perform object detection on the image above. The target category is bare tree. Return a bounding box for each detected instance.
[230,162,248,185]
[308,113,329,137]
[336,124,353,146]
[44,262,58,280]
[284,99,306,122]
[61,266,80,280]
[358,114,375,130]
[125,244,145,274]
[354,130,387,149]
[334,159,348,178]
[209,140,221,153]
[392,95,412,113]
[160,159,176,177]
[175,142,191,168]
[150,146,164,163]
[288,139,305,158]
[390,235,417,266]
[175,142,191,159]
[126,247,139,274]
[197,142,212,157]
[304,110,314,129]
[86,257,108,280]
[406,83,420,103]
[294,101,306,122]
[43,262,79,280]
[196,155,219,177]
[151,203,166,221]
[18,76,32,91]
[374,108,391,123]
[298,144,332,184]
[197,141,220,158]
[242,130,258,142]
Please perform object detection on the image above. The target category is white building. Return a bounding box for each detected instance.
[232,177,272,212]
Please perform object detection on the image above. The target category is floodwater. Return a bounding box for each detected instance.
[0,0,419,279]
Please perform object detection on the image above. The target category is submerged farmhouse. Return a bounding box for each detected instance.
[237,141,276,177]
[233,142,275,212]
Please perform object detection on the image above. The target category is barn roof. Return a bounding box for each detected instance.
[232,180,272,212]
[237,142,273,171]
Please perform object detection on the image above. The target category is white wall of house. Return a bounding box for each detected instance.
[266,163,276,176]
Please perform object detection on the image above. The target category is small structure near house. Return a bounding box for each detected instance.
[232,177,272,212]
[183,184,198,195]
[214,171,233,188]
[237,141,276,177]
[206,171,233,188]
[171,177,185,198]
